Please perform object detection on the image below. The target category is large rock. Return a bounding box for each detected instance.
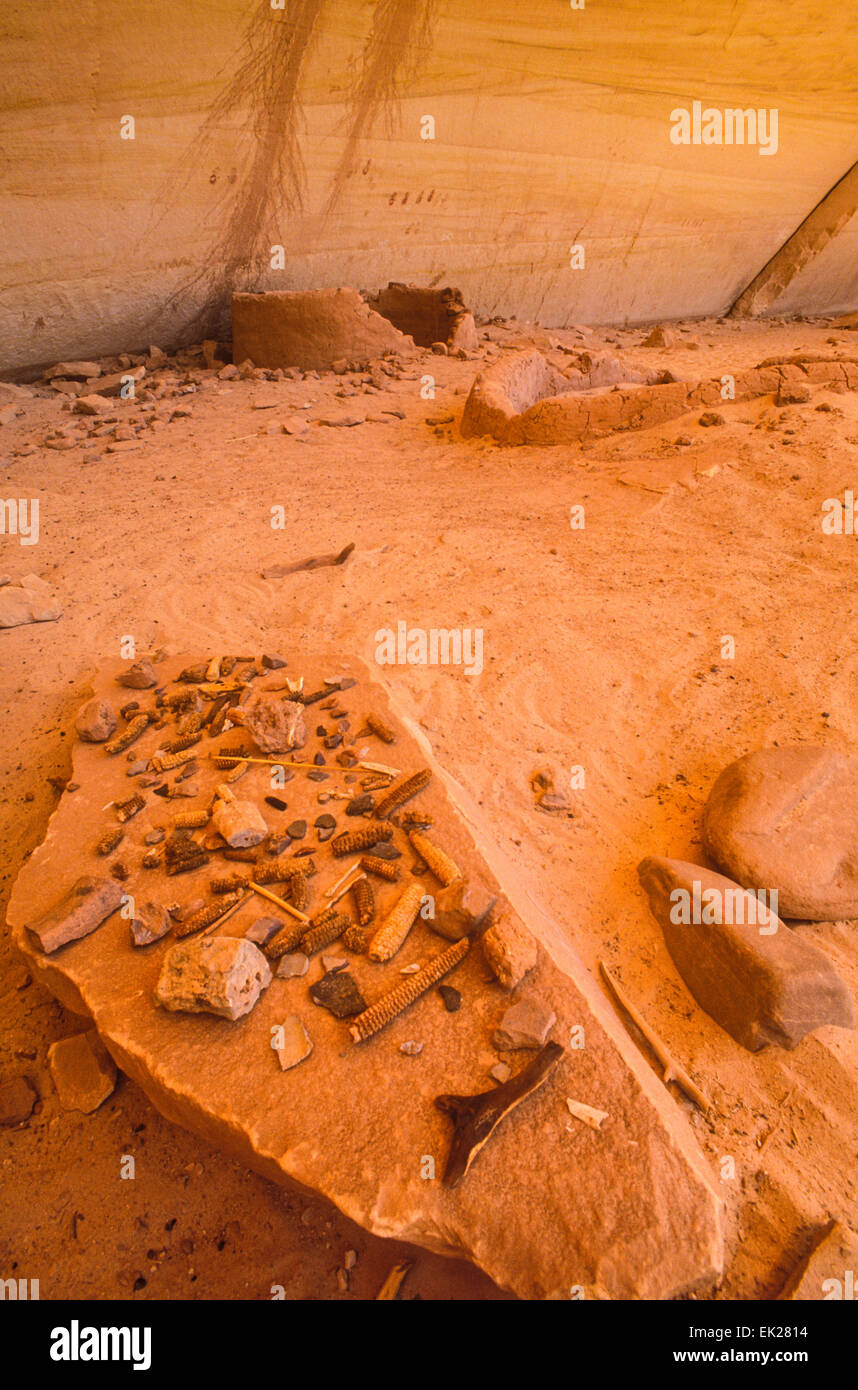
[231,288,414,372]
[155,936,271,1021]
[24,876,124,954]
[74,697,116,743]
[231,690,305,754]
[7,652,724,1301]
[638,856,856,1051]
[703,746,858,921]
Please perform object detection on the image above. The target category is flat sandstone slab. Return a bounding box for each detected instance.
[7,654,722,1299]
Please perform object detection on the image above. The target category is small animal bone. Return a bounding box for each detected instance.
[435,1042,564,1187]
[565,1097,610,1130]
[599,961,711,1114]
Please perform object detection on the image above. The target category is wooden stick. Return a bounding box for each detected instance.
[436,1042,564,1187]
[249,881,310,924]
[207,755,396,775]
[598,961,711,1114]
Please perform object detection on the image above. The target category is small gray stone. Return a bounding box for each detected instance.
[245,916,281,946]
[276,952,309,979]
[399,1040,424,1056]
[130,902,172,947]
[493,997,556,1050]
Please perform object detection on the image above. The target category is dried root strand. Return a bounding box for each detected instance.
[366,713,396,744]
[407,831,462,887]
[342,924,370,954]
[374,769,431,820]
[96,827,125,856]
[360,855,400,882]
[300,911,351,956]
[174,892,243,939]
[351,938,470,1042]
[368,882,425,962]
[172,809,210,829]
[105,714,149,756]
[351,875,375,926]
[331,824,394,858]
[115,793,145,823]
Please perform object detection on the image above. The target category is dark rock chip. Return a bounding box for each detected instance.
[309,970,367,1018]
[346,793,374,817]
[285,820,306,839]
[438,985,461,1013]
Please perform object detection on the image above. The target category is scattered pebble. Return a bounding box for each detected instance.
[399,1040,424,1056]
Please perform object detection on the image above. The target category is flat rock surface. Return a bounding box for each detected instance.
[703,745,858,921]
[7,653,722,1300]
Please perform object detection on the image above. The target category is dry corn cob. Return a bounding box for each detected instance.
[142,848,161,868]
[96,827,125,856]
[210,872,249,894]
[165,851,209,876]
[174,891,243,939]
[172,809,210,829]
[368,882,425,962]
[225,759,249,784]
[115,793,145,823]
[222,847,261,863]
[374,768,431,820]
[161,688,198,710]
[177,709,205,737]
[105,714,149,755]
[252,858,308,885]
[342,924,370,954]
[407,831,462,887]
[351,938,470,1042]
[351,875,375,926]
[300,911,350,956]
[163,732,202,754]
[360,855,400,882]
[366,713,395,744]
[264,921,307,959]
[289,873,309,911]
[331,824,394,858]
[150,749,197,773]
